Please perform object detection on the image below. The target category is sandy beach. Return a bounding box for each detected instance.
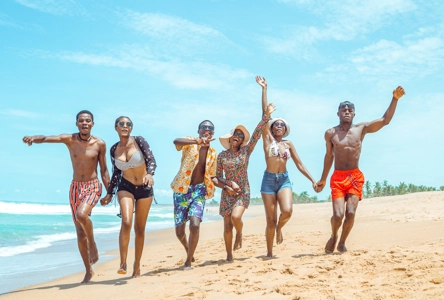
[4,191,444,299]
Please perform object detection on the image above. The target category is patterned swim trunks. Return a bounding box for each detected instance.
[69,179,102,221]
[330,168,364,200]
[173,183,206,227]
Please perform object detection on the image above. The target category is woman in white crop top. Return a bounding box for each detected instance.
[100,116,157,278]
[258,77,318,258]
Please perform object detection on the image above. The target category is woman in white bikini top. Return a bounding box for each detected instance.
[258,76,317,258]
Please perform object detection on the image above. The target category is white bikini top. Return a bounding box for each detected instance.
[114,138,145,171]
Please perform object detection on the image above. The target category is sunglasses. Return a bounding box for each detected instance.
[233,131,245,139]
[273,122,286,128]
[199,125,214,131]
[117,121,133,128]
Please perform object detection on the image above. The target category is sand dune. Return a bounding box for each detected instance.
[4,191,444,299]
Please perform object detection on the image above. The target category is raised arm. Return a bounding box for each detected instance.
[316,129,335,192]
[362,86,405,136]
[97,139,110,190]
[22,134,71,146]
[287,141,317,189]
[246,103,275,154]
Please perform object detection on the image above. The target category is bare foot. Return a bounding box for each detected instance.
[132,262,141,278]
[276,226,283,245]
[226,254,233,262]
[117,262,127,274]
[89,242,99,265]
[191,256,195,263]
[325,236,337,254]
[266,252,273,258]
[182,264,192,271]
[233,233,242,251]
[81,269,94,284]
[337,242,348,253]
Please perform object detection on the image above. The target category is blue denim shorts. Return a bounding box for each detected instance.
[260,171,292,194]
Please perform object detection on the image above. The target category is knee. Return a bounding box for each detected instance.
[266,216,277,228]
[75,211,88,224]
[231,215,242,225]
[121,218,132,230]
[175,227,185,239]
[224,222,233,232]
[345,210,356,220]
[331,212,344,223]
[280,209,293,220]
[189,223,200,234]
[134,223,146,237]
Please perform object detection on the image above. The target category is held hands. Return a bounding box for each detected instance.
[100,194,112,206]
[255,76,267,89]
[143,174,154,188]
[393,86,405,100]
[314,180,326,193]
[225,181,240,195]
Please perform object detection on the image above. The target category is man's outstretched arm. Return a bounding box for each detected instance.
[362,86,405,135]
[22,134,70,146]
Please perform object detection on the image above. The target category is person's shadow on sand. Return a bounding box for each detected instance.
[6,277,130,296]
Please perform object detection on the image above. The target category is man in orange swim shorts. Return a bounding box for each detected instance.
[315,86,405,254]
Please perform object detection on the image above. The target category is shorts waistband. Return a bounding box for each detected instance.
[264,171,288,177]
[71,178,100,185]
[333,168,361,174]
[189,183,206,189]
[121,176,146,188]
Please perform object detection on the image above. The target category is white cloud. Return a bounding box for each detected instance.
[14,0,87,16]
[52,49,251,90]
[0,12,19,28]
[119,11,240,57]
[263,0,417,58]
[0,109,41,118]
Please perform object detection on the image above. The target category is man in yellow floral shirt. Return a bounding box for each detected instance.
[171,120,217,270]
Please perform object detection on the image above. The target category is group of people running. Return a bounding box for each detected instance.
[22,75,405,283]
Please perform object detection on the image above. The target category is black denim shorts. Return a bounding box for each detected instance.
[117,176,153,200]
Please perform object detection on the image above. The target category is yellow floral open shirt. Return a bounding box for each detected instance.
[171,137,217,200]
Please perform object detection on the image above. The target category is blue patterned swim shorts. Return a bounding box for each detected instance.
[173,183,206,227]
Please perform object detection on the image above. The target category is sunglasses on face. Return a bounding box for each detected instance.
[273,122,286,128]
[199,125,214,131]
[117,121,133,128]
[233,131,245,139]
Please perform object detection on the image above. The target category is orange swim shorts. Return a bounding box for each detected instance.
[69,179,102,221]
[330,168,364,200]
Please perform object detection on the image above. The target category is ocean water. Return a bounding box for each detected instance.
[0,200,219,295]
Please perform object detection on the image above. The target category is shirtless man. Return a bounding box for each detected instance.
[316,87,405,253]
[22,110,110,283]
[171,120,217,270]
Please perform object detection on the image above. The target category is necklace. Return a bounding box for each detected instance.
[78,133,92,142]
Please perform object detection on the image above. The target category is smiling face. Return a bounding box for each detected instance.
[271,120,287,138]
[229,129,245,149]
[115,117,133,137]
[76,113,94,134]
[197,120,214,140]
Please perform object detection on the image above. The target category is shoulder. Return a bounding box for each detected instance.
[354,122,369,128]
[93,136,106,145]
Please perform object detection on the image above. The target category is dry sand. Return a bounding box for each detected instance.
[3,191,444,299]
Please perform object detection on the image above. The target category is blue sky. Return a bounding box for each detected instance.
[1,0,443,204]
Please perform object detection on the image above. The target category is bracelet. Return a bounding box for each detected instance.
[223,185,227,190]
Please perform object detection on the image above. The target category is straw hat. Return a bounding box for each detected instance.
[269,117,290,138]
[219,125,250,150]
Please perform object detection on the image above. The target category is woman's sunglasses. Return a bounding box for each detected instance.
[272,122,286,128]
[117,121,133,128]
[233,131,245,139]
